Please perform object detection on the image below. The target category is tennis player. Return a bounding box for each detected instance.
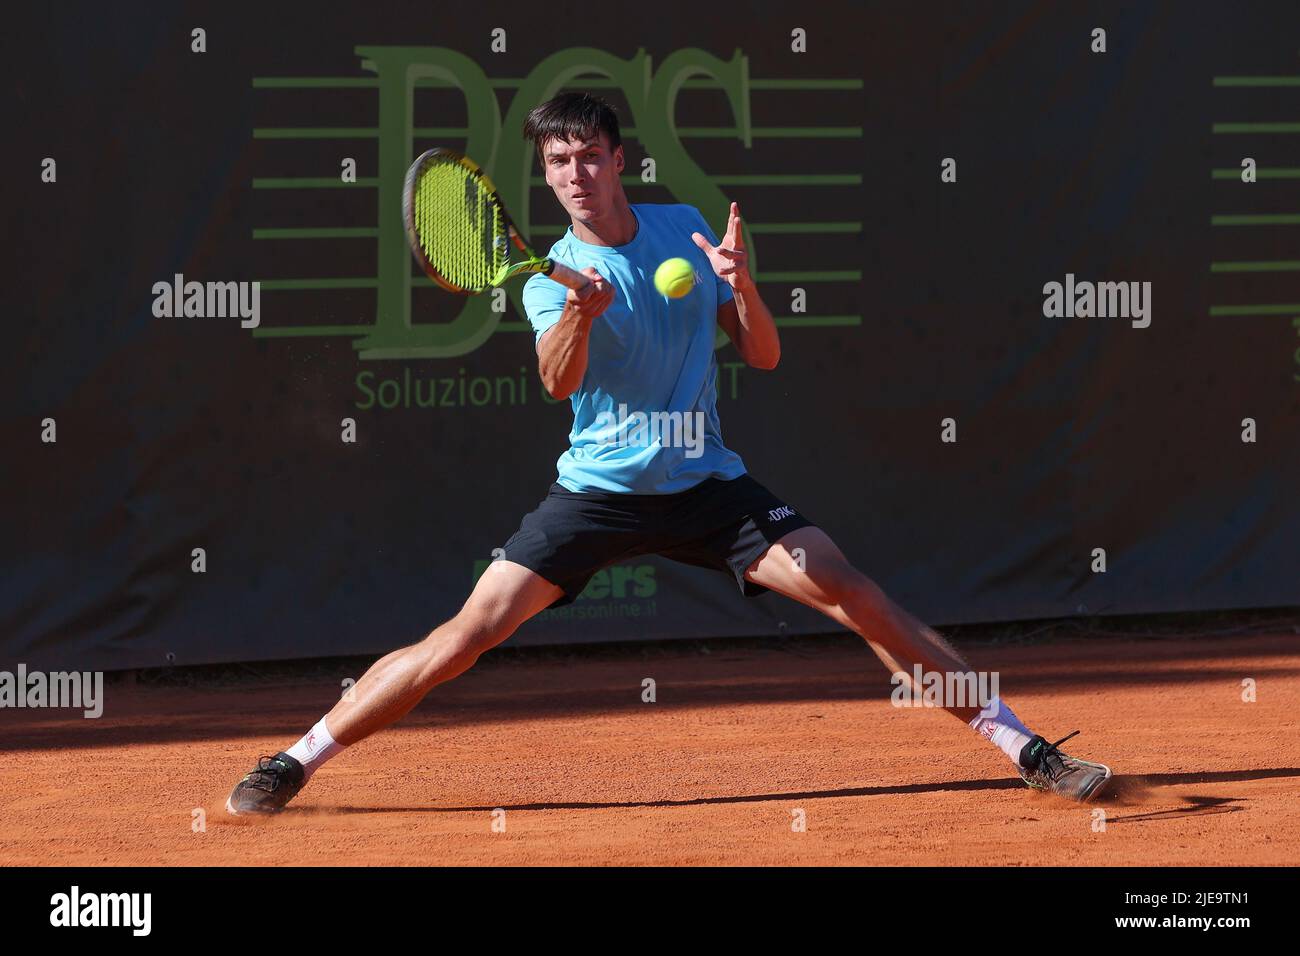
[227,93,1112,814]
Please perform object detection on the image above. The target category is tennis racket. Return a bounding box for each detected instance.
[402,147,589,294]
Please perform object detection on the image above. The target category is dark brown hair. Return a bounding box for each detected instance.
[522,92,622,164]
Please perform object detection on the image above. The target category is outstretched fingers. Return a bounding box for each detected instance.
[725,201,745,250]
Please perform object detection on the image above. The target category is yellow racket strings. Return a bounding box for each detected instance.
[413,159,507,291]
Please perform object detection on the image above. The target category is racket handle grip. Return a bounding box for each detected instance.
[544,260,591,291]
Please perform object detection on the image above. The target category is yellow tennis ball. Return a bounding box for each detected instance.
[654,257,696,299]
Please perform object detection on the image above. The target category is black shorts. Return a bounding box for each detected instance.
[500,473,816,607]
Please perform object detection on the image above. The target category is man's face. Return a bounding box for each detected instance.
[541,132,624,223]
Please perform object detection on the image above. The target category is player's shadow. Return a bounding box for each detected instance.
[316,767,1296,814]
[1103,794,1245,823]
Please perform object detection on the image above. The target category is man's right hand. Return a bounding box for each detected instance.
[566,267,615,321]
[537,267,613,400]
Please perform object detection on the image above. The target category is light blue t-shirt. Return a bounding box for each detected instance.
[522,203,747,494]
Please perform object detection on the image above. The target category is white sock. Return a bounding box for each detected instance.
[968,698,1035,768]
[284,717,345,781]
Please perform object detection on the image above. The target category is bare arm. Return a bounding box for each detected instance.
[716,279,780,370]
[693,202,780,370]
[535,266,615,400]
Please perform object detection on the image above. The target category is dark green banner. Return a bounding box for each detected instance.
[5,1,1299,669]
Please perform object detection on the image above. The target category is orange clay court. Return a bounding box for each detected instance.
[1,628,1296,866]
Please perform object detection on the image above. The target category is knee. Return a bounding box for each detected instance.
[434,605,515,657]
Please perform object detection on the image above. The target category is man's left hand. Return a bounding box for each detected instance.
[691,202,752,291]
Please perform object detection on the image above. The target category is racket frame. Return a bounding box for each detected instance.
[402,147,587,294]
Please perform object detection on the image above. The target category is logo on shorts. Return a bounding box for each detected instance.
[767,505,796,522]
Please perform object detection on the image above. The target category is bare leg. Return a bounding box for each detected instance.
[226,562,564,813]
[326,561,563,744]
[745,528,1113,801]
[745,526,982,723]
